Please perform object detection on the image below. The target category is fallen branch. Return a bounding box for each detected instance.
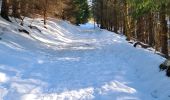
[28,25,41,33]
[134,42,151,49]
[18,29,29,35]
[159,60,170,77]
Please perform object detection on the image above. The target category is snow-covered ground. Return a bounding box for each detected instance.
[0,17,169,100]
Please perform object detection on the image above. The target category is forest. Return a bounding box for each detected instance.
[1,0,90,25]
[1,0,170,58]
[0,0,170,100]
[92,0,170,58]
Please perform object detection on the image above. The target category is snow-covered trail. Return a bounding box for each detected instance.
[0,18,169,100]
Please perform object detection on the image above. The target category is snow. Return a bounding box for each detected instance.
[0,72,8,83]
[0,17,169,100]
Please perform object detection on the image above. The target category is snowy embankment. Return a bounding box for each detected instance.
[0,17,169,100]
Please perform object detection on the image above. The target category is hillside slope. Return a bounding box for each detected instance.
[0,17,169,100]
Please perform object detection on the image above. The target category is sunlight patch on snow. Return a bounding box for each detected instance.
[21,87,94,100]
[99,81,136,94]
[0,20,10,26]
[117,96,139,100]
[0,87,8,100]
[0,40,25,51]
[11,83,39,94]
[10,78,47,95]
[57,57,80,62]
[0,72,9,83]
[112,39,123,43]
[71,46,96,50]
[21,94,38,100]
[17,80,137,100]
[37,59,44,64]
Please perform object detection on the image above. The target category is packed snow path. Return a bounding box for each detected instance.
[0,18,169,100]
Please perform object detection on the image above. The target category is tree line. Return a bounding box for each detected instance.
[0,0,90,25]
[1,0,170,58]
[92,0,170,58]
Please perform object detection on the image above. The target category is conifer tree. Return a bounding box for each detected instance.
[74,0,90,25]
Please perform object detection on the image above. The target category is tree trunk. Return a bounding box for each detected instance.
[113,0,118,33]
[148,13,154,46]
[43,0,48,26]
[124,0,132,40]
[43,10,47,25]
[1,0,10,21]
[136,17,143,41]
[160,4,168,57]
[12,0,20,18]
